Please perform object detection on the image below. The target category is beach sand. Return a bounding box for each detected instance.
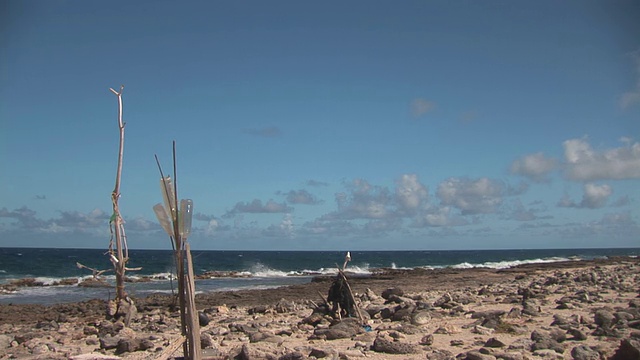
[0,257,638,359]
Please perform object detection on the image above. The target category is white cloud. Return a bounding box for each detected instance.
[510,152,557,182]
[557,183,613,209]
[436,177,505,215]
[582,183,613,208]
[395,174,428,214]
[325,179,393,220]
[127,217,156,231]
[563,138,640,181]
[263,214,295,238]
[410,98,436,118]
[204,219,219,236]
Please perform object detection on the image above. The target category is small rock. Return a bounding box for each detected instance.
[411,310,432,325]
[278,351,306,360]
[434,324,461,334]
[420,334,434,346]
[0,334,13,349]
[302,313,325,326]
[532,349,564,359]
[567,328,588,341]
[248,305,269,314]
[99,335,119,350]
[31,343,50,354]
[484,337,506,348]
[490,351,524,360]
[372,335,419,354]
[313,318,363,340]
[115,338,142,354]
[381,288,404,300]
[275,299,298,313]
[83,326,99,336]
[198,312,210,327]
[309,348,332,358]
[427,349,455,360]
[200,333,214,349]
[570,345,600,360]
[465,350,496,360]
[215,304,230,313]
[472,325,494,335]
[594,309,615,328]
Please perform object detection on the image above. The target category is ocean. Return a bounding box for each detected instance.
[1,247,638,305]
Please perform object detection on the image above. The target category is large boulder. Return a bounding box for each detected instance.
[610,339,640,360]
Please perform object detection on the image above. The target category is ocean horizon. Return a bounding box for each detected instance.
[1,247,638,305]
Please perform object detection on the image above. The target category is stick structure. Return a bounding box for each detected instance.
[155,143,201,360]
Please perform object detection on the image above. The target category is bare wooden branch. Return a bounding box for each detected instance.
[76,262,112,279]
[109,85,128,303]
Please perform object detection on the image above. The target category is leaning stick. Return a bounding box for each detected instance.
[338,270,365,325]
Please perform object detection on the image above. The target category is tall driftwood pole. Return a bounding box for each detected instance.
[109,85,128,303]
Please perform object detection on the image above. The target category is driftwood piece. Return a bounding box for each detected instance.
[156,336,186,360]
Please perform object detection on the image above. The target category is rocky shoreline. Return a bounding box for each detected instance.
[0,257,639,359]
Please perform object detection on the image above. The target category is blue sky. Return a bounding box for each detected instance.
[1,1,639,250]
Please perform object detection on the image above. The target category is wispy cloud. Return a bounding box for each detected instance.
[619,49,640,109]
[410,98,436,118]
[225,199,293,217]
[278,189,321,205]
[306,179,329,187]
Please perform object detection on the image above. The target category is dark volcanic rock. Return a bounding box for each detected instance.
[198,311,210,326]
[465,350,496,360]
[484,337,506,348]
[99,335,119,350]
[570,345,600,360]
[531,330,564,354]
[381,288,404,300]
[427,349,456,360]
[593,308,615,328]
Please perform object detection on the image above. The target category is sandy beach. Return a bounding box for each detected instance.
[1,257,638,359]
